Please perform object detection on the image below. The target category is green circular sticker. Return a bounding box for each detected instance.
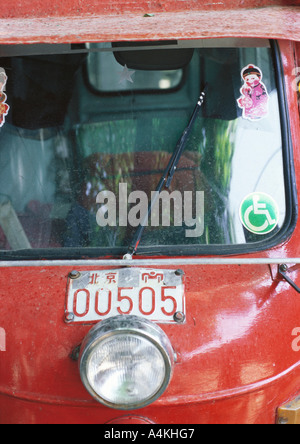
[239,192,279,235]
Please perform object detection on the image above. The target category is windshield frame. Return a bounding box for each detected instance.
[0,40,297,261]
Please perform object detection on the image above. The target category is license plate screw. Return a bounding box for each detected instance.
[279,264,288,272]
[175,269,184,276]
[65,312,75,323]
[173,311,185,323]
[69,270,81,279]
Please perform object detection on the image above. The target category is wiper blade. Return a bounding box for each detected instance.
[124,86,207,259]
[165,88,207,188]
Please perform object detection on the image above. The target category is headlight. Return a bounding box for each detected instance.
[79,315,175,410]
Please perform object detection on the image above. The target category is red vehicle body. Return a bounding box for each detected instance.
[0,0,300,425]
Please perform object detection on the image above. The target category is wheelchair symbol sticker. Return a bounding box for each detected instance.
[239,192,279,235]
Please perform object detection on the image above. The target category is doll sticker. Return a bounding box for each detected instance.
[0,69,9,128]
[237,64,269,121]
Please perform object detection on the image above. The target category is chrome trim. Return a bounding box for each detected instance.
[1,257,300,267]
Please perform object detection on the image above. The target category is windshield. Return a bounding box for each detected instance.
[0,40,294,258]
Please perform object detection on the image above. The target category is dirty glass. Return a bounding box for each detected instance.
[0,41,289,257]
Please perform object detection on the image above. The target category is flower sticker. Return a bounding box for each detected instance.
[0,68,9,128]
[237,64,269,121]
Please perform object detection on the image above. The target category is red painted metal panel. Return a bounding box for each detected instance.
[0,262,300,423]
[2,1,300,19]
[0,5,299,44]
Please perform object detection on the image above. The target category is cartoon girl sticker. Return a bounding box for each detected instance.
[237,64,269,121]
[0,69,9,128]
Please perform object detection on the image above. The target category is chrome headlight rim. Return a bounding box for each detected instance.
[79,315,175,410]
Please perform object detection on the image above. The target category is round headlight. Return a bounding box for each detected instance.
[79,315,174,410]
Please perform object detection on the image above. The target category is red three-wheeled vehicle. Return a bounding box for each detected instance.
[0,0,300,425]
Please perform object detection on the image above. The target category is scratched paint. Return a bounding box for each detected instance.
[0,7,299,44]
[1,1,299,18]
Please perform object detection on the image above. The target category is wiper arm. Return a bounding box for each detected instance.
[124,86,207,259]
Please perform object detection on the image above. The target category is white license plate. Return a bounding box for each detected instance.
[65,268,185,324]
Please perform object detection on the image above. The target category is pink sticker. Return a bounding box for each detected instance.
[237,64,269,121]
[0,69,9,128]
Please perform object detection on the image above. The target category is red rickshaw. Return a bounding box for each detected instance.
[0,0,300,425]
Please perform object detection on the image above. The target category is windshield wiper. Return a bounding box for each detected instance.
[124,86,207,259]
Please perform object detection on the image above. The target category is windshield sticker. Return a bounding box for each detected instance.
[237,64,269,121]
[119,64,135,85]
[0,68,9,128]
[239,192,279,235]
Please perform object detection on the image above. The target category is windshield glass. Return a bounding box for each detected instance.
[0,40,293,258]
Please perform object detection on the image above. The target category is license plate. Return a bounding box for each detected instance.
[65,268,185,324]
